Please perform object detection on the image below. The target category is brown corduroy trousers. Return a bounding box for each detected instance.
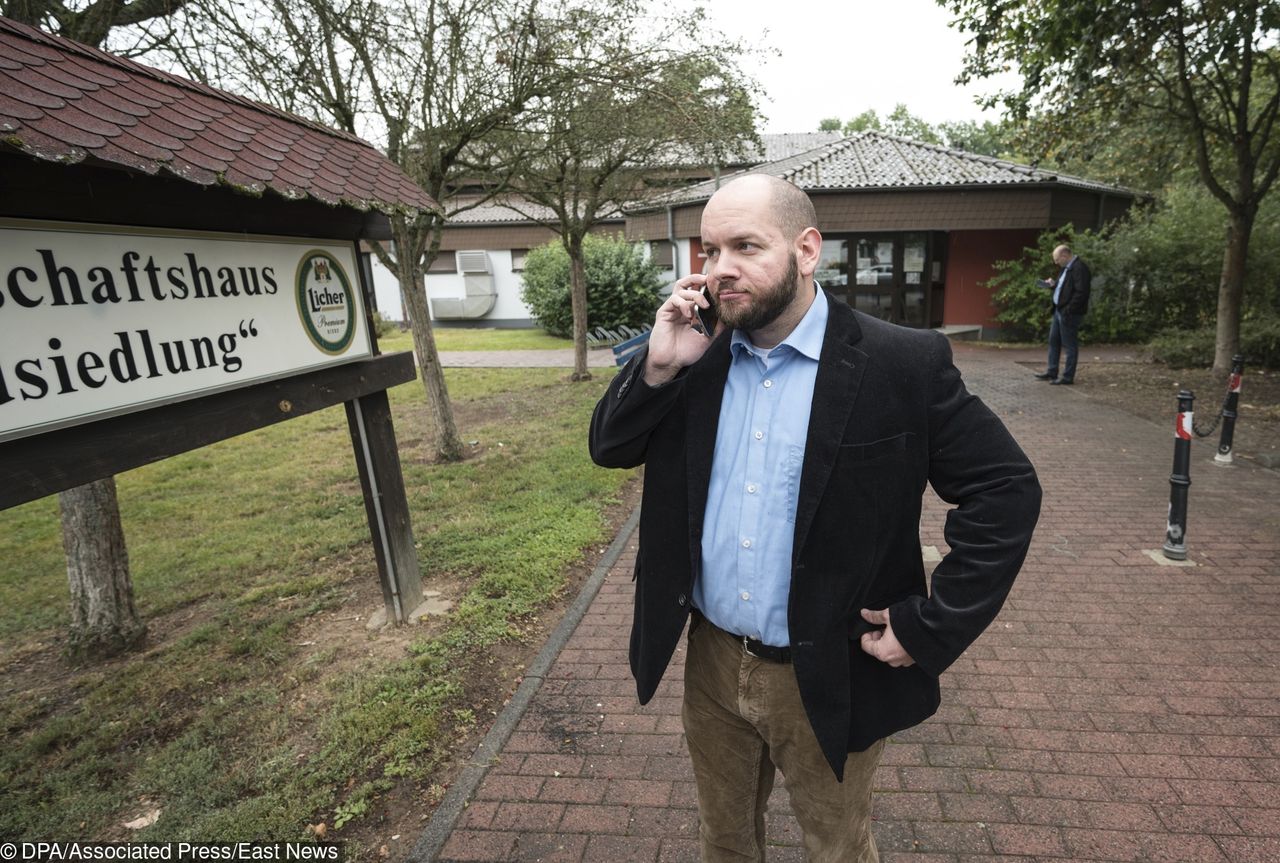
[682,617,884,863]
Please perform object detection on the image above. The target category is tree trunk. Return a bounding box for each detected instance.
[59,477,146,659]
[1213,208,1253,374]
[567,237,591,382]
[398,246,464,462]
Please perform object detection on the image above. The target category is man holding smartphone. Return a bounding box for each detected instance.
[589,174,1040,862]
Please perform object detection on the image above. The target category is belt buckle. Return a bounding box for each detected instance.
[742,636,762,659]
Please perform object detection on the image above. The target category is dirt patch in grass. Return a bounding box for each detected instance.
[1014,357,1280,466]
[336,476,642,858]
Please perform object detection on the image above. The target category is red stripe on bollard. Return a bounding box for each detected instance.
[1175,411,1193,440]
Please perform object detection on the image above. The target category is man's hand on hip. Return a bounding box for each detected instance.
[859,608,915,668]
[644,275,717,386]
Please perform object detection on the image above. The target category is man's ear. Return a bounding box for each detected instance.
[795,227,823,278]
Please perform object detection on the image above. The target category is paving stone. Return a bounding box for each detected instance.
[427,347,1280,863]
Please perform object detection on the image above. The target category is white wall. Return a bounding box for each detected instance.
[367,250,537,325]
[370,242,686,325]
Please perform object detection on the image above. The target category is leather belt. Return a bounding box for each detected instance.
[741,635,792,663]
[693,609,791,663]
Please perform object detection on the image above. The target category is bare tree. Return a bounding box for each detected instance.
[3,2,198,658]
[2,0,187,51]
[143,0,581,460]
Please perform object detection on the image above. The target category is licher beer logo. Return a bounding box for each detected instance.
[295,251,356,354]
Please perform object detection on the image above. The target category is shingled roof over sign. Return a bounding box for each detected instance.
[0,15,438,217]
[631,130,1138,211]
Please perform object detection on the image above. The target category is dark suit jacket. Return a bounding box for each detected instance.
[589,295,1041,779]
[1053,258,1092,315]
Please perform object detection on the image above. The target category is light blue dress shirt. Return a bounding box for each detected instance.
[1053,256,1076,307]
[695,286,829,647]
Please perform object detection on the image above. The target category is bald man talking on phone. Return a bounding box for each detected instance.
[590,174,1040,862]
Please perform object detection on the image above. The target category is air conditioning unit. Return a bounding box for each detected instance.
[456,250,491,274]
[432,250,497,320]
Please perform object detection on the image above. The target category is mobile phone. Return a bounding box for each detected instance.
[695,285,718,337]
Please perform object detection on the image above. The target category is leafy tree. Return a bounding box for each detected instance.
[936,118,1019,158]
[841,108,884,134]
[520,234,663,338]
[485,2,759,380]
[819,106,1019,157]
[883,103,943,144]
[945,0,1280,373]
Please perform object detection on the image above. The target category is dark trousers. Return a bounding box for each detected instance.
[1046,310,1083,382]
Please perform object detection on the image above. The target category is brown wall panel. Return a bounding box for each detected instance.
[438,221,623,251]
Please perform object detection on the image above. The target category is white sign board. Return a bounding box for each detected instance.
[1,219,372,443]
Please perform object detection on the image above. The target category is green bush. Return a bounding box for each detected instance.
[1148,313,1280,369]
[985,181,1280,345]
[985,226,1138,342]
[1148,326,1217,367]
[520,234,664,338]
[371,310,397,339]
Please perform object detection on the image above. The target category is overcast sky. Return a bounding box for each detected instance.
[689,0,1019,133]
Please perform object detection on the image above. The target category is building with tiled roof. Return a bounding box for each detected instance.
[0,15,436,239]
[418,134,846,327]
[625,131,1138,334]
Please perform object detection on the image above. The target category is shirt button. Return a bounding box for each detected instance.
[754,431,764,440]
[740,591,750,601]
[741,539,751,549]
[763,379,773,388]
[746,484,757,494]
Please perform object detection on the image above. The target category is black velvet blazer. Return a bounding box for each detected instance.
[589,295,1041,779]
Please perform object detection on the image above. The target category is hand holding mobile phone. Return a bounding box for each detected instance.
[695,285,718,337]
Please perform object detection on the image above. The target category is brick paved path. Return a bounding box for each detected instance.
[435,347,1280,863]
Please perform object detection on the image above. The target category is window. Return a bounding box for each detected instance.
[650,240,674,270]
[511,249,529,272]
[428,253,457,274]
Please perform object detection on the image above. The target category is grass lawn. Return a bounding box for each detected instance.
[0,367,631,852]
[378,327,572,353]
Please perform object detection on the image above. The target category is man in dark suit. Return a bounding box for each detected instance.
[1034,244,1092,385]
[589,174,1040,862]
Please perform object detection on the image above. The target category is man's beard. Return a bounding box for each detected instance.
[717,254,800,333]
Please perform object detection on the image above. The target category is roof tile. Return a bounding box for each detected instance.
[109,127,176,162]
[92,138,161,173]
[60,52,132,85]
[8,124,85,161]
[170,142,228,173]
[637,131,1136,209]
[0,72,66,110]
[76,89,143,127]
[221,166,267,193]
[19,63,87,99]
[225,144,281,173]
[27,111,109,149]
[221,158,273,183]
[126,119,187,152]
[142,110,199,142]
[165,156,219,185]
[180,134,237,164]
[0,15,436,215]
[0,90,44,121]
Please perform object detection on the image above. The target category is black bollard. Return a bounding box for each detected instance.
[1163,390,1194,560]
[1214,354,1245,466]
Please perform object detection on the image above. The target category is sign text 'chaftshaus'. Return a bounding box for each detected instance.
[0,220,371,443]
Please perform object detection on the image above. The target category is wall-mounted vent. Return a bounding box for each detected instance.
[456,250,491,274]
